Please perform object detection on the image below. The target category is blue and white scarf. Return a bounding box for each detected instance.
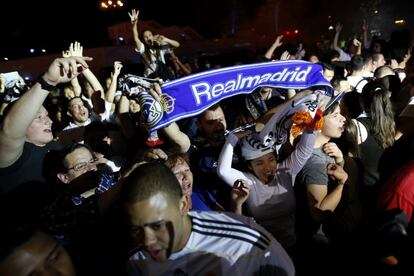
[121,60,332,132]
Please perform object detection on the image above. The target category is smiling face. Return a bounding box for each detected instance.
[26,106,53,146]
[125,192,188,262]
[248,152,277,184]
[58,146,97,184]
[67,97,89,124]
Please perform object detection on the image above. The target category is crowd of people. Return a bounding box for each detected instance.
[0,9,413,276]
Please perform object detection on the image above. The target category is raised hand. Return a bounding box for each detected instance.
[113,61,123,77]
[296,43,306,59]
[128,9,139,24]
[362,20,368,32]
[62,50,70,58]
[149,82,163,101]
[274,35,284,48]
[69,41,83,57]
[390,59,399,69]
[154,34,163,40]
[42,56,92,85]
[335,23,343,33]
[280,50,291,60]
[231,179,251,213]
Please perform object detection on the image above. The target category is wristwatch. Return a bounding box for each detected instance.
[37,76,56,91]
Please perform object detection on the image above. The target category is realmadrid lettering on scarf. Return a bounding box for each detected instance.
[120,60,333,131]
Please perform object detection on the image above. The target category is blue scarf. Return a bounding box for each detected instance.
[122,60,332,132]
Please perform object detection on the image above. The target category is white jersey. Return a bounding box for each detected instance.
[127,211,294,276]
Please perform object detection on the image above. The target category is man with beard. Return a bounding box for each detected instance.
[122,162,295,276]
[190,104,235,210]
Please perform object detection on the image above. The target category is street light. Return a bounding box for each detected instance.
[395,19,406,26]
[100,0,124,9]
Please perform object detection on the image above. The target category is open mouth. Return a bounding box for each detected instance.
[148,249,163,259]
[265,172,275,183]
[184,183,192,193]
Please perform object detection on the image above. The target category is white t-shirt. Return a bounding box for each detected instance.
[63,118,92,131]
[135,43,170,77]
[347,75,368,93]
[217,131,316,247]
[127,211,294,276]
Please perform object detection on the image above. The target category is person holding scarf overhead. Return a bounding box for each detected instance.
[217,92,321,254]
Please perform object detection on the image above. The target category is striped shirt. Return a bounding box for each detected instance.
[128,211,294,275]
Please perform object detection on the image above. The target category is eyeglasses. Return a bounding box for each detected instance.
[67,158,98,172]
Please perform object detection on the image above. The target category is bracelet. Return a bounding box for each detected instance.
[37,75,56,91]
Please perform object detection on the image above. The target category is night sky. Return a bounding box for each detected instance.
[1,0,412,59]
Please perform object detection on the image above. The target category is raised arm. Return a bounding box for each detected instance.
[154,34,180,48]
[353,38,362,55]
[332,23,343,52]
[63,43,83,96]
[264,35,283,60]
[116,95,137,141]
[148,83,189,152]
[105,61,123,103]
[362,20,368,49]
[217,132,250,187]
[0,56,92,167]
[280,130,316,176]
[161,122,191,153]
[128,9,142,51]
[67,41,105,99]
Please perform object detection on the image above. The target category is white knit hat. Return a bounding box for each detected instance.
[240,92,319,161]
[241,134,275,161]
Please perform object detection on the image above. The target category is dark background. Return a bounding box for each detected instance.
[1,0,412,59]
